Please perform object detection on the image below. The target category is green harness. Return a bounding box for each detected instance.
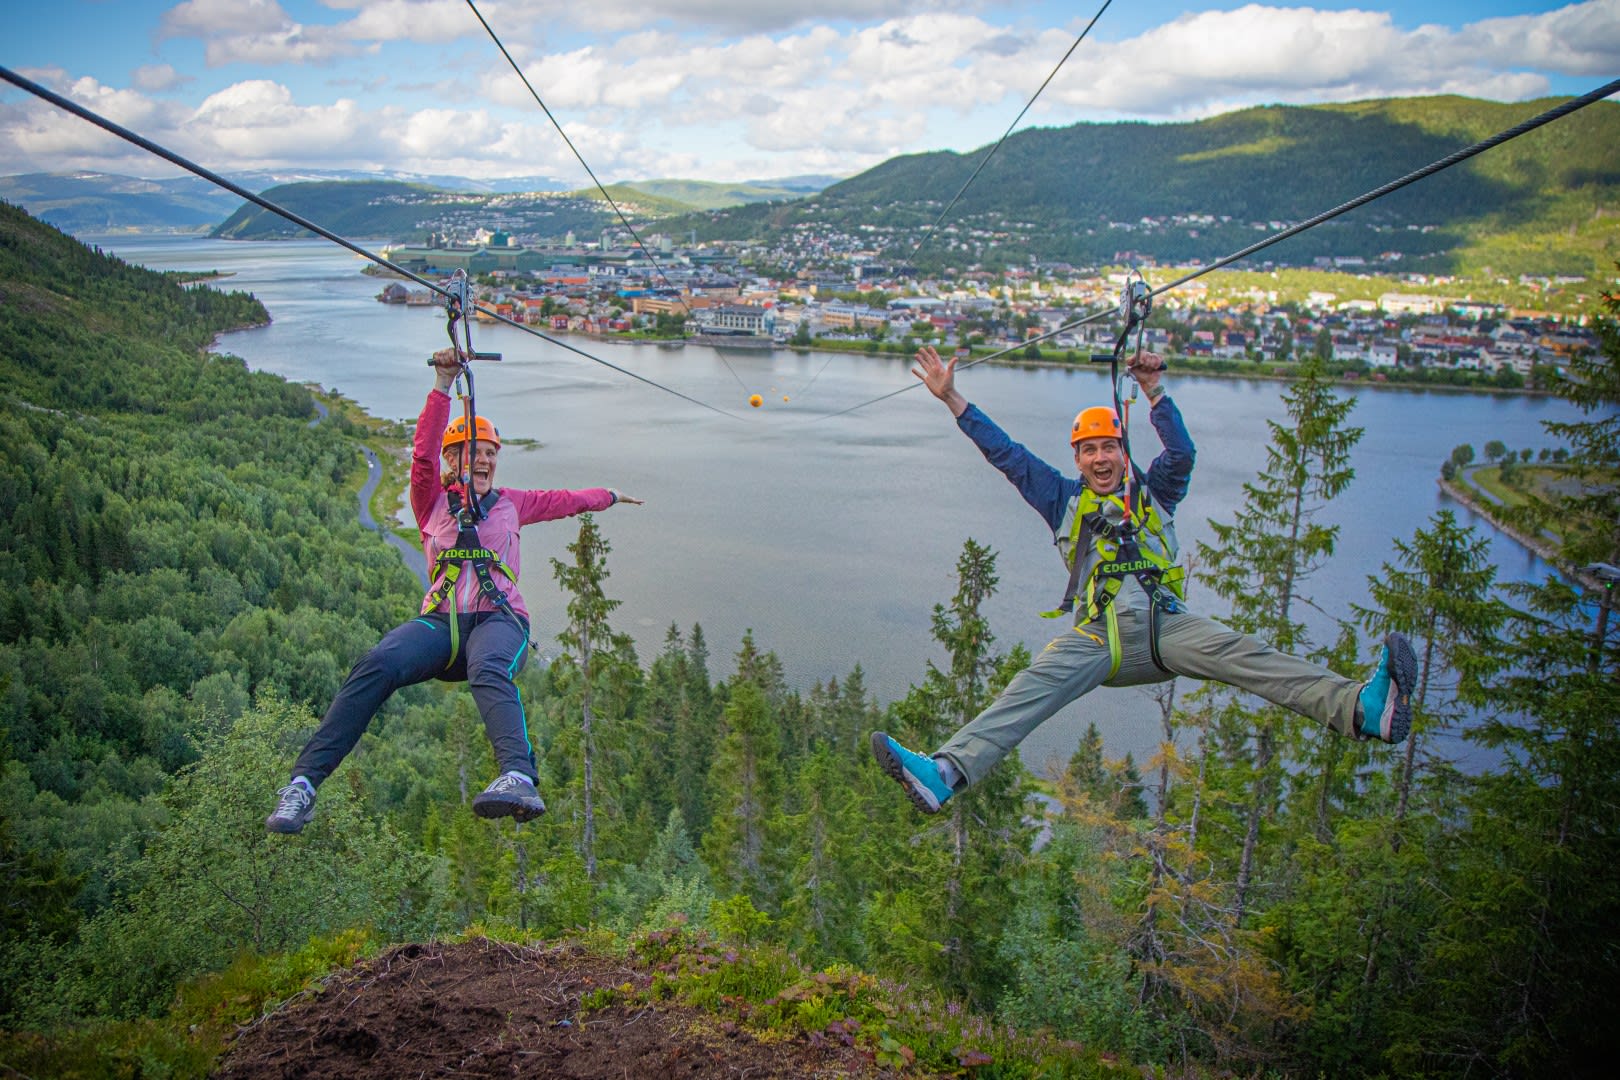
[1042,483,1186,678]
[420,488,519,667]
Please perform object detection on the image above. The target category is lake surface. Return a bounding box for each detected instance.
[95,235,1582,774]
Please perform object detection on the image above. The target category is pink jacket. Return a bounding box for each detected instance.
[411,389,614,622]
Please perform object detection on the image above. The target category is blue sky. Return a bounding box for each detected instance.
[3,1,1616,184]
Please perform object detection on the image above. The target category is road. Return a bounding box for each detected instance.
[311,397,429,587]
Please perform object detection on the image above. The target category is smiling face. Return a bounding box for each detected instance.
[1074,436,1125,495]
[443,439,499,496]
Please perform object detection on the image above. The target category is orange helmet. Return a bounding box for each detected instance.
[442,414,501,452]
[1070,405,1121,446]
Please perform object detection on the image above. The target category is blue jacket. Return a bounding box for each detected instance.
[955,396,1196,536]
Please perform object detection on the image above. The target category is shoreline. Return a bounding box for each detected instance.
[1438,473,1570,571]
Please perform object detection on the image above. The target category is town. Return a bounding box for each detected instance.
[376,221,1604,388]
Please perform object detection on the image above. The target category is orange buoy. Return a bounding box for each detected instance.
[749,394,763,408]
[782,396,790,402]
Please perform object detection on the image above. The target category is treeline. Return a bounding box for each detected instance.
[2,206,1618,1077]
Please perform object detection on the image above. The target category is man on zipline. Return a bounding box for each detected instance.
[266,347,643,834]
[872,345,1415,813]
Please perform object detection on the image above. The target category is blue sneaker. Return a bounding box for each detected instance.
[1357,632,1417,744]
[472,773,547,822]
[265,780,316,834]
[870,732,954,814]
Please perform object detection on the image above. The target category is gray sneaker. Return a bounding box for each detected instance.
[266,782,316,834]
[472,773,546,822]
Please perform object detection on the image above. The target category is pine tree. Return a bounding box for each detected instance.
[1354,509,1504,823]
[1195,356,1362,920]
[550,513,636,882]
[702,666,784,905]
[886,539,1034,1005]
[1398,280,1620,1074]
[670,624,719,839]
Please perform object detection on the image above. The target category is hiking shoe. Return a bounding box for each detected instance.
[1357,631,1417,744]
[472,773,546,822]
[870,732,954,814]
[265,781,316,834]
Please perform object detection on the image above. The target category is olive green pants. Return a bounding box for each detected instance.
[935,606,1362,788]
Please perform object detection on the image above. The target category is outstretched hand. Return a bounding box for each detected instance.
[912,346,968,417]
[611,491,644,506]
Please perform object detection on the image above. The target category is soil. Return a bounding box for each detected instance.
[213,939,913,1079]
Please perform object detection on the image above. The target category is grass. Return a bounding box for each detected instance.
[621,913,1141,1080]
[1,921,1144,1080]
[0,931,374,1080]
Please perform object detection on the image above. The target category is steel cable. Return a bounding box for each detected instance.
[464,0,754,395]
[0,63,741,421]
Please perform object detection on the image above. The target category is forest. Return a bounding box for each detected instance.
[1,198,1617,1077]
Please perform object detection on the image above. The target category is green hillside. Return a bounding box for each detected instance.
[211,179,454,239]
[212,180,622,242]
[571,181,702,216]
[689,94,1620,275]
[618,178,816,210]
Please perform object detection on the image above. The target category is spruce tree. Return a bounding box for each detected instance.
[1399,281,1620,1074]
[1195,356,1362,920]
[1354,509,1504,822]
[550,513,636,882]
[886,539,1034,1005]
[702,658,785,906]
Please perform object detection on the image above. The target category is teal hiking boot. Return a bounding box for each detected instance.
[1357,631,1417,744]
[265,780,316,834]
[870,732,954,814]
[472,772,547,822]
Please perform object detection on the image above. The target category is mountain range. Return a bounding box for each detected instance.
[4,95,1614,276]
[700,95,1619,276]
[0,168,839,235]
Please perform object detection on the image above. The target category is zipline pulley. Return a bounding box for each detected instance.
[1087,274,1161,520]
[429,269,502,524]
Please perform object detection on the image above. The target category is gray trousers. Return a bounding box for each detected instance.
[936,605,1362,788]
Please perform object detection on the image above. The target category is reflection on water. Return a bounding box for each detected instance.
[98,235,1583,774]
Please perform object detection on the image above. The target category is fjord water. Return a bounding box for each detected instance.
[100,235,1581,773]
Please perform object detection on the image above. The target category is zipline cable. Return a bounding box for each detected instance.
[807,303,1119,422]
[463,0,755,397]
[816,77,1620,421]
[0,63,741,421]
[809,0,1110,409]
[900,0,1113,265]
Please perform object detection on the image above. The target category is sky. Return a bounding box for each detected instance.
[2,1,1617,186]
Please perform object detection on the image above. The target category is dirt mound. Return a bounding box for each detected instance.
[214,938,906,1079]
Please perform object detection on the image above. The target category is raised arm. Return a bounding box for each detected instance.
[1128,352,1195,515]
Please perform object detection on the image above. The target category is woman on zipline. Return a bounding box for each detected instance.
[267,347,643,833]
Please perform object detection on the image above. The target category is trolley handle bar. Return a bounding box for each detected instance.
[1091,352,1169,370]
[425,351,503,366]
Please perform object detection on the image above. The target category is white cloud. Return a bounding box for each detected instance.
[333,0,475,44]
[187,80,377,164]
[322,0,961,38]
[1,70,184,171]
[132,64,188,92]
[161,0,359,65]
[1459,0,1620,77]
[7,3,1615,182]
